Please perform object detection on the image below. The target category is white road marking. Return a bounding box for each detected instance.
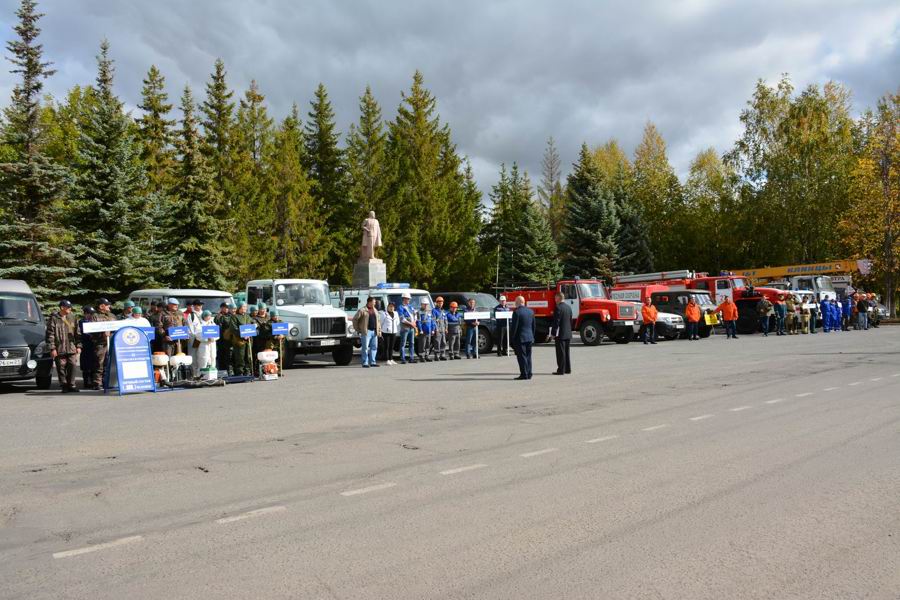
[823,387,838,391]
[440,464,488,476]
[641,424,669,432]
[892,373,900,377]
[764,398,784,405]
[730,406,752,412]
[848,382,861,386]
[585,435,619,444]
[340,482,397,497]
[795,392,812,398]
[216,505,286,524]
[53,535,143,559]
[520,448,559,458]
[871,377,883,382]
[689,414,714,421]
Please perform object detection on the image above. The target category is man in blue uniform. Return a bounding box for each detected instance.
[820,296,832,332]
[397,292,417,364]
[841,296,853,331]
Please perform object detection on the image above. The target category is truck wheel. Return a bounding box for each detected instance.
[283,348,296,367]
[478,327,493,355]
[332,345,353,366]
[612,329,633,344]
[579,319,602,346]
[736,301,758,335]
[35,374,52,390]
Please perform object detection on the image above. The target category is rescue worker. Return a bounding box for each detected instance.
[416,299,434,362]
[431,297,448,361]
[819,295,832,333]
[46,300,81,393]
[147,301,164,352]
[799,298,811,334]
[841,295,853,331]
[830,299,842,332]
[715,296,739,339]
[186,299,205,377]
[131,306,144,319]
[268,309,286,374]
[397,292,417,364]
[773,294,787,336]
[640,296,658,345]
[464,297,480,358]
[494,295,512,355]
[685,296,701,340]
[195,310,217,374]
[756,296,773,336]
[446,301,463,359]
[252,304,271,373]
[868,293,879,328]
[88,298,117,390]
[806,295,818,333]
[785,294,796,334]
[227,301,254,376]
[121,300,135,319]
[78,306,97,389]
[156,297,188,357]
[214,303,232,375]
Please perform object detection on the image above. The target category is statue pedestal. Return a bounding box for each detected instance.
[353,259,387,288]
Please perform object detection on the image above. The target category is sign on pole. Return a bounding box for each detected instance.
[271,322,289,336]
[201,324,220,339]
[239,323,258,338]
[494,312,513,320]
[167,326,190,341]
[463,311,490,320]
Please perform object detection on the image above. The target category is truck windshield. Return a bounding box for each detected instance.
[692,294,716,307]
[578,283,608,299]
[815,277,835,292]
[275,283,329,306]
[0,293,41,323]
[731,278,748,288]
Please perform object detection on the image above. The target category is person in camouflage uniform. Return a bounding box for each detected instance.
[146,301,163,352]
[78,306,97,389]
[214,302,232,375]
[46,300,81,393]
[88,299,118,390]
[156,298,187,357]
[228,302,255,376]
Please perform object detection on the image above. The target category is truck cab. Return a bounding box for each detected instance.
[246,279,353,366]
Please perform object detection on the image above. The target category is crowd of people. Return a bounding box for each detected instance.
[41,288,886,391]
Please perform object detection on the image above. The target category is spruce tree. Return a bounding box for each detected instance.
[200,58,234,218]
[538,136,566,243]
[560,144,620,280]
[346,85,390,247]
[262,108,330,278]
[168,86,227,289]
[136,65,175,193]
[608,164,654,274]
[518,172,562,283]
[0,0,79,304]
[70,40,164,300]
[304,83,350,283]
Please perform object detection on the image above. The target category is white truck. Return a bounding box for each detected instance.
[246,279,353,366]
[767,275,837,301]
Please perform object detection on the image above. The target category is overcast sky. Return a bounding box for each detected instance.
[1,0,898,195]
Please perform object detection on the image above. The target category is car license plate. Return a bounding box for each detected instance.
[624,321,634,326]
[319,339,337,346]
[675,324,684,329]
[0,358,22,367]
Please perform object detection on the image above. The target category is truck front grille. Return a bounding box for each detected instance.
[618,304,635,319]
[0,347,29,377]
[311,317,345,337]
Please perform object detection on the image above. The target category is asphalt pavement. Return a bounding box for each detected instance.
[2,329,899,599]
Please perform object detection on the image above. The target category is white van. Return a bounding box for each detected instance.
[128,289,234,312]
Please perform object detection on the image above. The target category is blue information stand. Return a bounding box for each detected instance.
[168,326,190,340]
[201,324,220,339]
[271,322,289,336]
[239,323,258,338]
[104,326,155,396]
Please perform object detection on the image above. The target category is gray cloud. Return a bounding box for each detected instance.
[1,0,898,197]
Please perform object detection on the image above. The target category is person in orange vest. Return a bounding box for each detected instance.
[685,297,702,341]
[640,297,658,345]
[715,296,739,339]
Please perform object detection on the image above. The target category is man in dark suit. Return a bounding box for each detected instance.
[510,296,536,380]
[550,292,572,375]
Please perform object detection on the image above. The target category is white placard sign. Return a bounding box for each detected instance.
[527,300,549,308]
[494,312,513,320]
[82,320,130,334]
[463,311,490,320]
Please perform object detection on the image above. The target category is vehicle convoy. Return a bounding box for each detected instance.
[613,270,784,335]
[499,279,639,345]
[246,279,353,366]
[0,280,53,389]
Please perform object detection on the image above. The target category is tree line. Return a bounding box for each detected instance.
[0,1,897,313]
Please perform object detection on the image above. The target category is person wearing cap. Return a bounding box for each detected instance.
[252,304,271,372]
[463,297,480,359]
[431,297,448,361]
[87,298,117,389]
[195,309,218,374]
[494,295,512,356]
[416,298,435,362]
[267,309,286,372]
[146,301,164,352]
[121,300,135,319]
[227,301,254,376]
[446,301,463,359]
[214,302,233,374]
[78,306,97,389]
[46,300,81,393]
[397,292,417,364]
[157,297,187,358]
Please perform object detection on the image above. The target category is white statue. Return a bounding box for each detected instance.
[360,211,383,261]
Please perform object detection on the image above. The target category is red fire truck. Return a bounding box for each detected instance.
[499,279,639,345]
[612,270,784,334]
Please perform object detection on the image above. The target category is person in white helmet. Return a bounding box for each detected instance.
[416,298,434,362]
[397,291,417,364]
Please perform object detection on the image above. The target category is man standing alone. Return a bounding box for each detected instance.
[510,296,535,380]
[550,292,572,375]
[46,300,81,393]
